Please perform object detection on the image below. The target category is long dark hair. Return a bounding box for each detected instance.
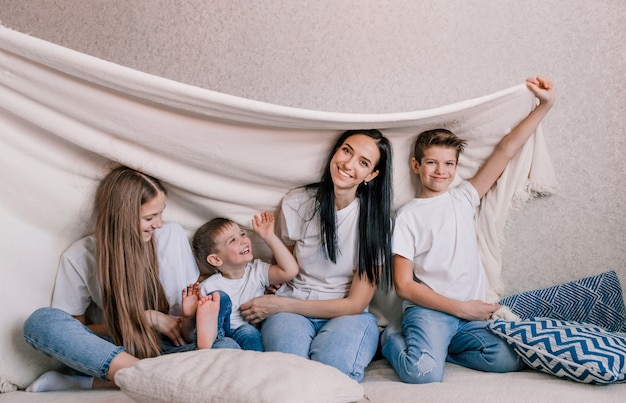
[308,129,393,291]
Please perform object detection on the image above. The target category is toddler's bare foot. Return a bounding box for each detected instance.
[196,292,220,349]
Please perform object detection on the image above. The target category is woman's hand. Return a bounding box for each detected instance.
[146,310,186,346]
[240,294,284,325]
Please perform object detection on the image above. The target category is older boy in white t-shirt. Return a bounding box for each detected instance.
[382,76,555,383]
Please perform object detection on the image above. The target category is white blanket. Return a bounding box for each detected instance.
[0,24,555,384]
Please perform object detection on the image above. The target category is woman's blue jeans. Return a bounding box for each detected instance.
[381,305,525,384]
[261,312,379,382]
[23,293,239,381]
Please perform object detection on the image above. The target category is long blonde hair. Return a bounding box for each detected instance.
[95,166,169,359]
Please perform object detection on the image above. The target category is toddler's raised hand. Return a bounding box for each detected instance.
[252,211,275,240]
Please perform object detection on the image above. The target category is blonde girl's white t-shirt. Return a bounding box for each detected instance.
[199,258,270,329]
[277,187,359,301]
[51,222,199,323]
[392,181,486,309]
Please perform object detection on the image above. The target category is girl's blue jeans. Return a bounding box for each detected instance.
[261,311,379,382]
[381,305,525,384]
[23,291,239,381]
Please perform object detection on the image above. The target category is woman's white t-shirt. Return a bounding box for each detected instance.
[277,187,358,301]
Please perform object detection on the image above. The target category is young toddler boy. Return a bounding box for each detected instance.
[381,76,555,383]
[186,211,299,351]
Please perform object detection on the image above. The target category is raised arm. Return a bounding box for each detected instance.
[393,254,498,321]
[252,211,299,285]
[469,76,555,199]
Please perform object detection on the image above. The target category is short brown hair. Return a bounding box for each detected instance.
[413,128,467,163]
[192,217,237,275]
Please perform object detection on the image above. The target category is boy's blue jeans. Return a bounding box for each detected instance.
[261,312,379,382]
[205,289,263,352]
[23,292,239,381]
[230,324,263,352]
[381,305,525,384]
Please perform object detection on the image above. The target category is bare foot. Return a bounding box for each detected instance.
[196,292,220,349]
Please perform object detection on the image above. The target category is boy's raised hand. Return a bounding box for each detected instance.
[252,211,275,240]
[526,76,555,107]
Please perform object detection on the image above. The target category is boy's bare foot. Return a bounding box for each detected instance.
[196,292,220,349]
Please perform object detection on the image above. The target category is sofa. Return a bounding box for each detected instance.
[3,357,626,403]
[2,270,626,403]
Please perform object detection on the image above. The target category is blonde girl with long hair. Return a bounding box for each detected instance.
[23,166,237,392]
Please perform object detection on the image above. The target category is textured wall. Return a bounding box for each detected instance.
[1,1,624,294]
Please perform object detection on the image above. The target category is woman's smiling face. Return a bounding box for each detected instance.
[330,134,380,193]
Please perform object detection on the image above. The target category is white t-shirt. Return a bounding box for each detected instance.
[200,259,270,329]
[276,187,358,300]
[51,222,199,323]
[392,181,486,309]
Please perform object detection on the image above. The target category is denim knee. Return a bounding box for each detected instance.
[23,307,125,381]
[311,313,379,382]
[402,349,444,384]
[382,330,445,384]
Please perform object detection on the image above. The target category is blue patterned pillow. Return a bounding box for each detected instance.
[489,318,626,384]
[498,271,626,332]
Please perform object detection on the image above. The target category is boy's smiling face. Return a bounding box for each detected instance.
[412,145,458,198]
[208,223,253,278]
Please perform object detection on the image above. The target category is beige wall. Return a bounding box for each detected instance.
[1,0,624,294]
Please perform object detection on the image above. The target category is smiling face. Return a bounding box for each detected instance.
[330,134,380,196]
[412,145,458,198]
[139,190,166,242]
[207,222,253,278]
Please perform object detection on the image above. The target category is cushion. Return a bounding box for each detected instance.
[115,349,365,403]
[489,318,626,384]
[498,271,626,332]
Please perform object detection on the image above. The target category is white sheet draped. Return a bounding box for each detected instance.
[0,25,556,305]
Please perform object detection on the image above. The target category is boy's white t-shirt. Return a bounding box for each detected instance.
[51,222,200,322]
[276,187,358,301]
[200,258,270,329]
[393,181,486,310]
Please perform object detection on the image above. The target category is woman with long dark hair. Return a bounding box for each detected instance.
[241,129,393,382]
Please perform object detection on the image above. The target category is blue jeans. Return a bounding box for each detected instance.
[23,299,239,381]
[261,312,379,382]
[381,305,525,384]
[230,324,263,352]
[205,289,263,351]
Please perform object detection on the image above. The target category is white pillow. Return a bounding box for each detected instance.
[115,349,365,403]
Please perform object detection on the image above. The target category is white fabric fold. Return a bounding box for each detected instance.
[0,25,556,304]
